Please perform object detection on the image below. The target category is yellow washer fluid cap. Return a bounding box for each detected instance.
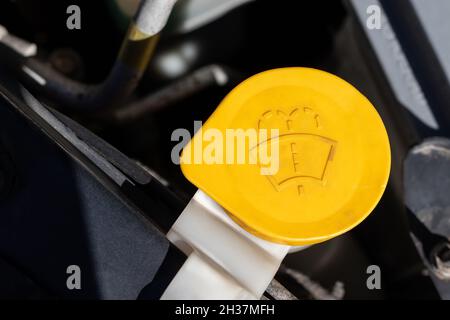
[180,67,391,246]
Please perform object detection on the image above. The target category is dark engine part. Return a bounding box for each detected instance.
[0,0,449,300]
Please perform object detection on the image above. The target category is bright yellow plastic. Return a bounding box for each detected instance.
[180,68,391,245]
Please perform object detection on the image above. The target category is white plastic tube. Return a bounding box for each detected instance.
[164,190,292,300]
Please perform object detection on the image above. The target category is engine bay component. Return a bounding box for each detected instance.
[180,68,391,245]
[0,0,178,111]
[110,0,255,34]
[405,138,450,299]
[112,64,242,123]
[0,0,448,302]
[152,68,391,299]
[0,25,36,57]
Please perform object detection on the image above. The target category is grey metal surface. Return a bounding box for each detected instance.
[135,0,178,35]
[265,279,298,300]
[410,0,450,84]
[405,138,450,231]
[349,0,439,130]
[404,138,450,299]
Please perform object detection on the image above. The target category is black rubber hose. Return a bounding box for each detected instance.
[0,0,177,112]
[20,39,157,111]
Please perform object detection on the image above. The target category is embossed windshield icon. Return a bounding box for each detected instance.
[256,107,337,195]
